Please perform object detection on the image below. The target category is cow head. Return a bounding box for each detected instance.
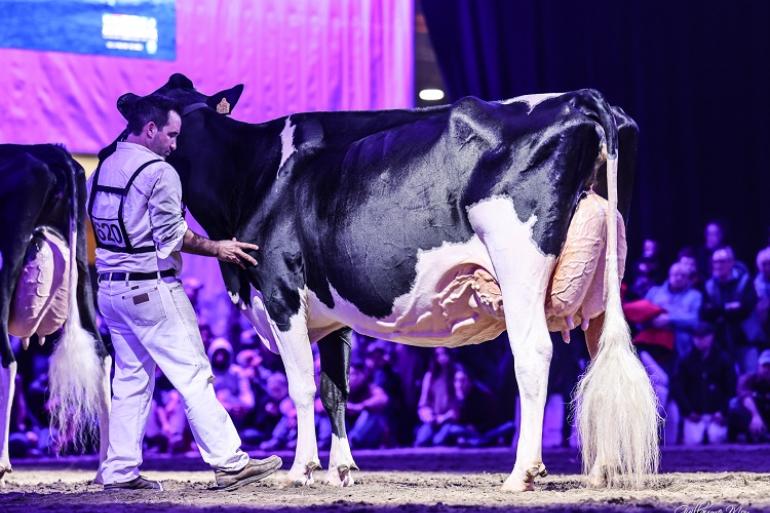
[116,73,244,119]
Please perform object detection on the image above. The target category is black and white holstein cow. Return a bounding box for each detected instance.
[0,145,111,484]
[103,74,659,491]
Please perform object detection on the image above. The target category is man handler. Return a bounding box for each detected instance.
[89,94,280,491]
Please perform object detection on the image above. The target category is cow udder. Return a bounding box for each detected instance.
[9,228,70,340]
[545,191,627,332]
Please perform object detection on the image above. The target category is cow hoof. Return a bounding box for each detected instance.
[501,475,534,492]
[502,463,546,492]
[327,464,355,487]
[288,461,321,486]
[0,465,12,486]
[588,464,608,488]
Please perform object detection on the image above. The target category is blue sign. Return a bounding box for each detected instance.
[0,0,176,60]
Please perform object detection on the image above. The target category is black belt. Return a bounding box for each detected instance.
[98,269,177,282]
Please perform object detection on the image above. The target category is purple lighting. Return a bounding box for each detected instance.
[0,0,414,154]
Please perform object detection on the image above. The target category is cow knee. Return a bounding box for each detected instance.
[289,380,317,410]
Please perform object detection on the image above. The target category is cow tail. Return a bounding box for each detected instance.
[48,153,103,452]
[574,95,660,487]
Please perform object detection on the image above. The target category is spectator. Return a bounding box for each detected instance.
[260,396,298,451]
[199,322,214,353]
[255,372,290,445]
[645,262,703,360]
[183,277,204,311]
[676,247,701,290]
[702,247,758,373]
[414,347,457,447]
[697,221,748,279]
[431,365,494,446]
[696,221,727,279]
[744,247,770,349]
[728,349,770,443]
[208,337,255,428]
[672,322,736,445]
[144,371,189,454]
[346,360,389,448]
[8,374,42,457]
[637,238,665,284]
[365,341,410,445]
[627,259,657,301]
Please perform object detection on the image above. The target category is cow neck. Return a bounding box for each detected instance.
[176,112,277,241]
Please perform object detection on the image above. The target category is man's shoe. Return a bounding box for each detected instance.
[103,475,163,491]
[214,455,283,491]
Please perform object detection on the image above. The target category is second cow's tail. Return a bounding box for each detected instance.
[574,92,660,488]
[48,152,104,452]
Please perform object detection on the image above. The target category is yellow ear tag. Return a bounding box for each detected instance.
[216,97,231,115]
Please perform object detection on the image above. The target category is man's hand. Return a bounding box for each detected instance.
[216,238,259,269]
[183,229,259,268]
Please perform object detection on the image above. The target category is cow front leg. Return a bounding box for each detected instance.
[318,329,358,487]
[93,355,112,484]
[274,313,320,485]
[469,197,556,492]
[0,362,16,485]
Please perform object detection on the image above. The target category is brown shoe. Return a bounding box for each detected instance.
[214,455,282,491]
[103,475,163,491]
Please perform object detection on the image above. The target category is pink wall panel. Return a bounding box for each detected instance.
[0,0,414,154]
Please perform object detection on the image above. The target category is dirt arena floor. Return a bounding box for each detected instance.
[2,446,770,512]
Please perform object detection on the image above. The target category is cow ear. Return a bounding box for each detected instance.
[168,73,195,90]
[117,93,140,119]
[207,84,244,115]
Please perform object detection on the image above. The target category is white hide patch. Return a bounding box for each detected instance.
[500,92,564,112]
[240,288,282,354]
[306,236,504,348]
[279,116,296,171]
[466,196,555,308]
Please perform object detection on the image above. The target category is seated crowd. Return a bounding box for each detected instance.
[6,221,770,456]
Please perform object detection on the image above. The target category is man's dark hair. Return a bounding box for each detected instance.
[126,94,181,135]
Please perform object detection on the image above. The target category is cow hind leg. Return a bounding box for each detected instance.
[0,362,16,485]
[93,355,112,484]
[468,197,556,492]
[318,328,358,487]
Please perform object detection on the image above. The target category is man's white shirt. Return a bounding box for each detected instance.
[87,141,188,273]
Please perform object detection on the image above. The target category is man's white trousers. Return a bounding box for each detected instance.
[98,277,248,484]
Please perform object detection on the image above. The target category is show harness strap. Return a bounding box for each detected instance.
[87,158,163,254]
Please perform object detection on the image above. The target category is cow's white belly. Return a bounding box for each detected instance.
[307,235,506,348]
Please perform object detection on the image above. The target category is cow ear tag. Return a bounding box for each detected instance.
[216,97,231,115]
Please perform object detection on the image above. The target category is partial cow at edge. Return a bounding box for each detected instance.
[102,74,659,491]
[0,144,111,484]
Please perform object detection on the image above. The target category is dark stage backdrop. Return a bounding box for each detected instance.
[423,0,770,269]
